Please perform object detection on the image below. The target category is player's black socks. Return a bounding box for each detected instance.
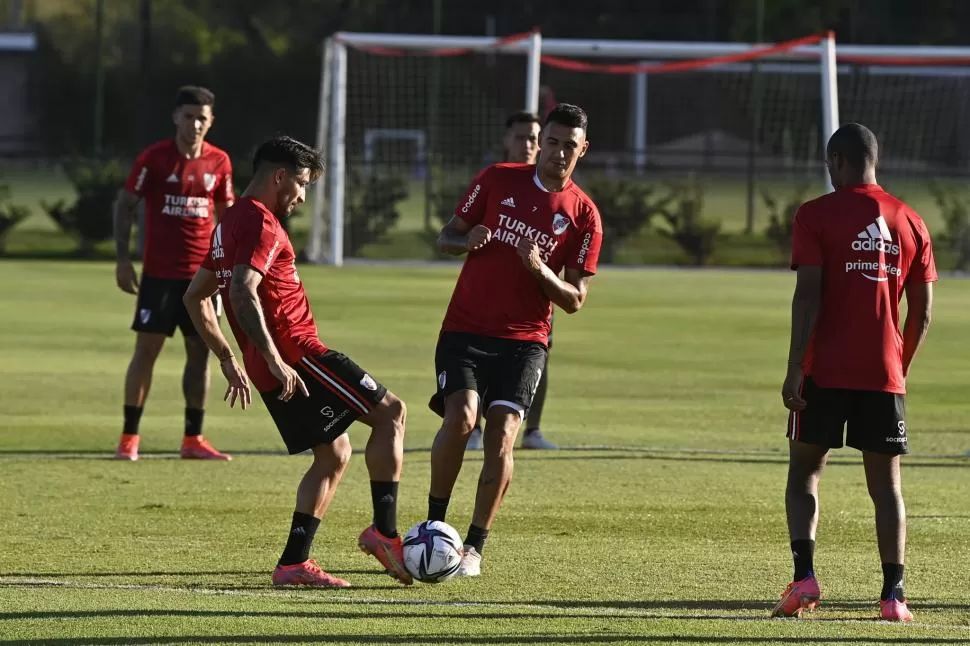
[464,524,489,554]
[525,427,540,436]
[278,511,321,566]
[428,495,450,523]
[370,481,399,538]
[791,539,815,581]
[123,405,143,436]
[881,563,905,601]
[184,408,204,437]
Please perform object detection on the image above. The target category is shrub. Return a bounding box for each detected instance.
[0,182,30,256]
[344,168,408,256]
[655,176,721,266]
[762,181,811,260]
[42,158,126,256]
[581,174,673,264]
[928,181,970,271]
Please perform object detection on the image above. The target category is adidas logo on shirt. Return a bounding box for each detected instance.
[166,173,179,183]
[852,215,900,255]
[501,197,516,208]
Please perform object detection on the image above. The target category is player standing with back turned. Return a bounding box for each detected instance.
[775,123,936,622]
[114,86,235,461]
[427,104,603,577]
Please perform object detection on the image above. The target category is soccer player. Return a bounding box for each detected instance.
[182,136,411,587]
[466,110,558,452]
[775,123,936,622]
[113,85,234,461]
[427,104,603,576]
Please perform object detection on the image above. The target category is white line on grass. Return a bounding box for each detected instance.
[1,577,967,630]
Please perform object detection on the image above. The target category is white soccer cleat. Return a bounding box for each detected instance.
[522,430,557,450]
[457,546,482,577]
[466,427,483,451]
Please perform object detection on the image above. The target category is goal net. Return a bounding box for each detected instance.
[307,31,541,264]
[311,30,838,265]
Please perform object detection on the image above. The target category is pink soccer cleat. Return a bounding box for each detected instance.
[358,525,412,585]
[116,434,140,461]
[180,436,232,461]
[880,597,914,622]
[771,575,822,618]
[272,560,350,587]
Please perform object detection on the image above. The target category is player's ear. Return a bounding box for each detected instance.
[172,108,180,127]
[273,168,286,186]
[579,139,589,158]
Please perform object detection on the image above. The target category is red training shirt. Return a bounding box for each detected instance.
[202,197,327,393]
[791,184,938,394]
[442,163,603,344]
[125,140,234,279]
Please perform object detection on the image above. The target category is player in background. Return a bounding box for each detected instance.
[466,110,558,452]
[775,123,936,622]
[183,136,411,587]
[113,86,234,461]
[427,104,603,576]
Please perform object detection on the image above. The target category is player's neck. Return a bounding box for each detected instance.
[842,172,878,187]
[241,188,277,213]
[536,170,570,193]
[174,137,204,159]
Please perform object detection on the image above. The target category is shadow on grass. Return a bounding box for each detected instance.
[2,635,968,645]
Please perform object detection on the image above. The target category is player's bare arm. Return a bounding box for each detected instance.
[113,189,141,294]
[437,216,491,256]
[901,280,933,378]
[229,264,308,401]
[183,268,251,409]
[782,265,823,411]
[516,237,590,314]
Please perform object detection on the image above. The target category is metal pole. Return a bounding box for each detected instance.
[329,41,347,267]
[425,0,442,232]
[633,67,647,174]
[309,38,334,264]
[820,31,840,193]
[93,0,106,156]
[744,0,764,234]
[525,31,542,114]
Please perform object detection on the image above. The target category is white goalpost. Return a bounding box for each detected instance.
[309,31,970,266]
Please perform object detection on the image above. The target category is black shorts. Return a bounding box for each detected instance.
[131,275,221,337]
[260,350,387,454]
[428,331,547,419]
[786,376,909,455]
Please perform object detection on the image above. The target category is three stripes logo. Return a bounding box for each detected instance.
[500,197,516,208]
[852,216,900,255]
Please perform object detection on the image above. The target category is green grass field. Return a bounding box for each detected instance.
[1,261,969,645]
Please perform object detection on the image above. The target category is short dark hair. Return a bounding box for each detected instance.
[826,122,878,169]
[252,136,325,182]
[544,103,588,133]
[174,85,215,109]
[505,111,540,129]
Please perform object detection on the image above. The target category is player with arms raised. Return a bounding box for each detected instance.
[427,104,603,576]
[466,110,558,452]
[114,86,234,461]
[775,123,936,621]
[182,136,412,587]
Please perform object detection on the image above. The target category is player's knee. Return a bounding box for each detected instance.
[374,393,407,439]
[443,397,477,436]
[133,338,164,364]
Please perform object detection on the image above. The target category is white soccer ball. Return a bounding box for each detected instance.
[402,520,463,583]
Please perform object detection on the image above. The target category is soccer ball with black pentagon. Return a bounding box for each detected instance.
[402,520,463,583]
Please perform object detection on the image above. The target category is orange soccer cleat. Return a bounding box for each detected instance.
[771,575,822,618]
[115,434,140,461]
[180,436,232,461]
[272,560,351,587]
[358,525,412,585]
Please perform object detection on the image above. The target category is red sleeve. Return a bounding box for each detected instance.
[123,148,154,197]
[790,205,823,269]
[234,210,281,275]
[454,166,492,226]
[908,218,939,284]
[567,202,603,275]
[214,157,235,204]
